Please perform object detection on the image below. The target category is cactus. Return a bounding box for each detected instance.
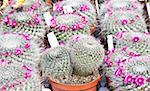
[54,0,96,25]
[100,10,148,36]
[115,32,150,56]
[41,46,72,81]
[106,56,150,91]
[0,60,42,91]
[50,13,90,44]
[100,0,143,19]
[68,35,105,76]
[0,32,41,67]
[1,11,46,39]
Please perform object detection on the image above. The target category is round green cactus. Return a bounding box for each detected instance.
[54,0,96,25]
[41,46,72,80]
[50,13,90,44]
[101,11,148,36]
[0,32,41,67]
[115,32,150,56]
[106,56,150,91]
[69,35,105,76]
[1,11,46,40]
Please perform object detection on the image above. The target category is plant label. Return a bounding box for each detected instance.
[47,32,59,48]
[44,12,53,26]
[107,35,114,51]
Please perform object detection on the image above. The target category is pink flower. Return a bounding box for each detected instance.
[15,48,24,55]
[124,74,134,84]
[146,78,150,82]
[133,36,139,42]
[122,19,128,25]
[4,52,11,56]
[31,4,37,10]
[72,24,79,30]
[56,5,63,12]
[4,16,10,24]
[59,25,68,31]
[135,76,145,86]
[23,34,31,40]
[80,5,90,12]
[115,68,123,77]
[78,23,85,28]
[24,43,31,49]
[11,20,17,27]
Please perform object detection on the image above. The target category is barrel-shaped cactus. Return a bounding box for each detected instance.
[69,35,105,76]
[1,11,46,39]
[50,13,90,44]
[106,56,150,91]
[0,32,41,67]
[101,11,148,36]
[54,0,96,25]
[41,46,72,81]
[115,32,150,56]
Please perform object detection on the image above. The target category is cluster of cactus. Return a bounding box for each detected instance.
[41,46,72,80]
[41,35,105,82]
[115,32,150,56]
[1,11,46,40]
[54,0,96,25]
[50,13,91,44]
[0,32,41,67]
[106,56,150,91]
[101,11,147,36]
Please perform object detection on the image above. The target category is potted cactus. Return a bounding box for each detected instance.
[0,59,42,91]
[49,13,91,44]
[41,35,105,91]
[105,56,150,91]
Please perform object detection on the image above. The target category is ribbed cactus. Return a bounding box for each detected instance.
[106,56,150,91]
[41,46,72,81]
[50,13,90,44]
[68,35,105,76]
[0,32,41,67]
[101,11,148,36]
[54,0,96,25]
[115,32,150,56]
[1,11,46,39]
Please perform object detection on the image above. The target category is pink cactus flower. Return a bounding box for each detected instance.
[115,68,123,77]
[135,76,145,86]
[80,5,90,12]
[24,43,31,49]
[124,74,134,84]
[15,48,24,55]
[31,4,37,10]
[4,16,10,23]
[78,23,85,28]
[11,20,17,27]
[133,36,139,42]
[72,24,79,30]
[23,34,31,41]
[59,25,68,31]
[122,19,128,25]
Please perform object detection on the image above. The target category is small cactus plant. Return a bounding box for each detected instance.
[1,11,46,39]
[68,35,105,76]
[41,46,72,81]
[101,11,148,36]
[54,0,96,25]
[0,59,42,91]
[106,56,150,91]
[115,32,150,56]
[50,13,91,44]
[0,32,41,67]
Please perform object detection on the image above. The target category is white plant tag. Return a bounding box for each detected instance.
[42,86,51,91]
[47,32,59,48]
[44,12,53,26]
[53,3,56,11]
[63,5,73,13]
[107,35,114,51]
[146,2,150,18]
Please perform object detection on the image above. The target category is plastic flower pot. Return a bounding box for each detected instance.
[49,75,101,91]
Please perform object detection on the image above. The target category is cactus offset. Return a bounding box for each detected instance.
[106,56,150,91]
[41,46,72,80]
[69,35,105,76]
[101,11,148,36]
[115,32,150,56]
[55,0,96,25]
[0,32,41,67]
[50,13,90,44]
